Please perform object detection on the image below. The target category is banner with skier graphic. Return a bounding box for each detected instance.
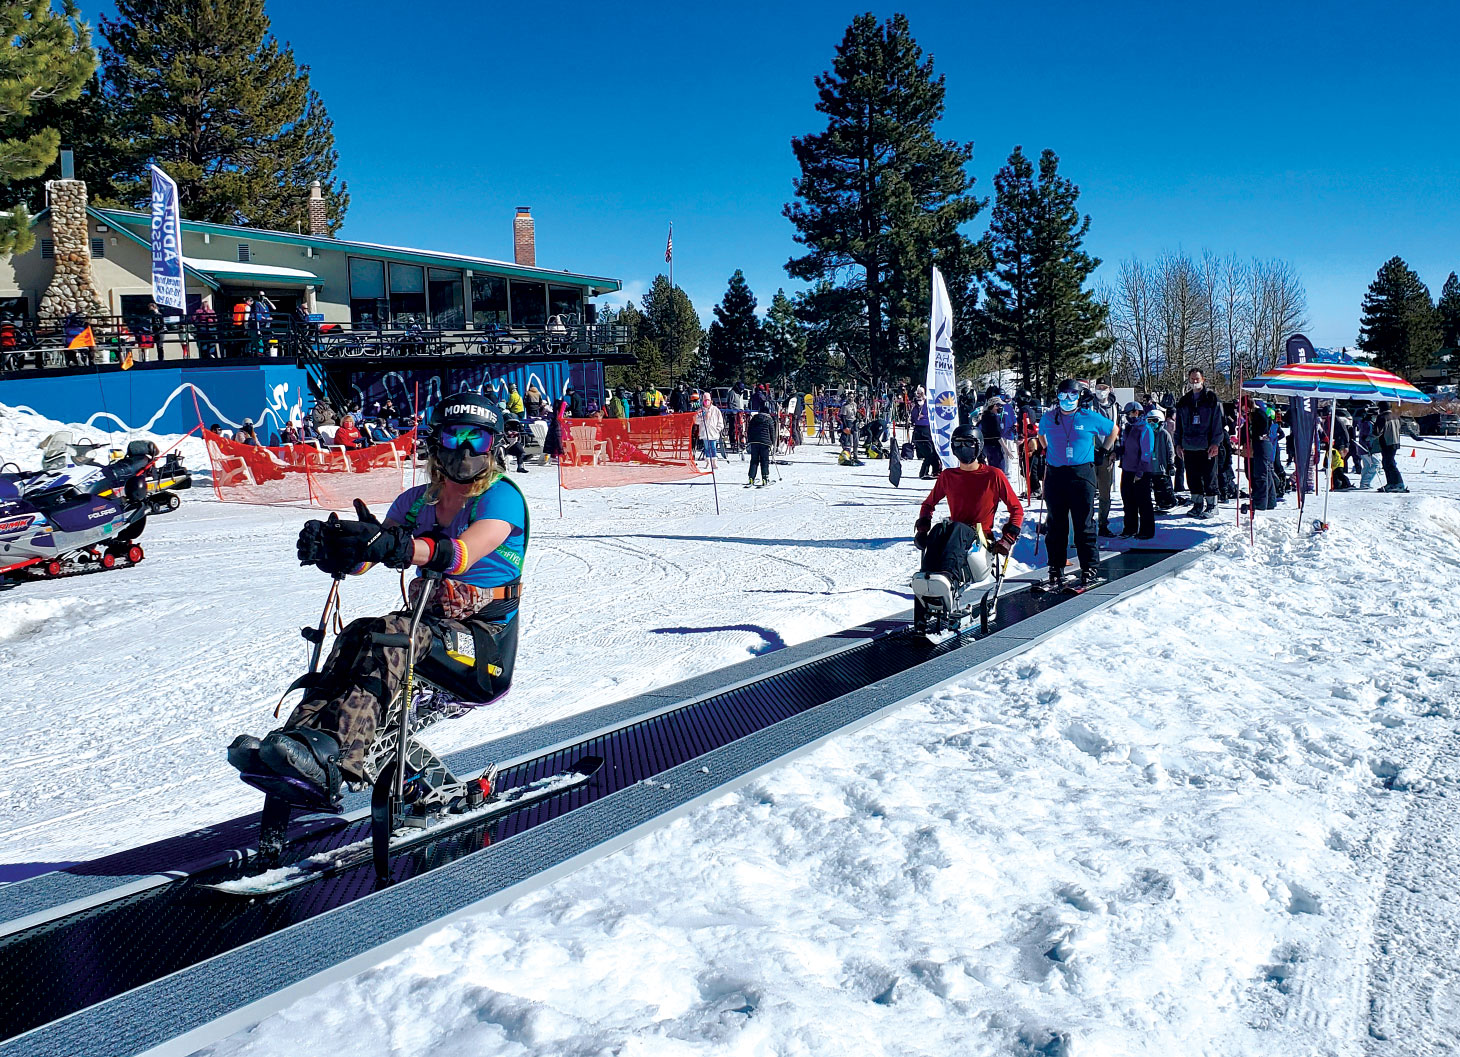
[149,165,186,312]
[925,266,958,469]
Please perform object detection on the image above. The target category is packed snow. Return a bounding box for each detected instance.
[2,403,1459,1055]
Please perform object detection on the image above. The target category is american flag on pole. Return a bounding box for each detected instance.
[665,223,673,263]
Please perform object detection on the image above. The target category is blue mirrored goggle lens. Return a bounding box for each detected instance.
[440,426,491,453]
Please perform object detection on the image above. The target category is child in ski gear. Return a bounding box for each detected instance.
[697,392,724,471]
[915,424,1024,585]
[746,410,773,487]
[1038,380,1116,589]
[228,392,529,806]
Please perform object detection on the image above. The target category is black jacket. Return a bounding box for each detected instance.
[1174,388,1222,450]
[747,412,774,446]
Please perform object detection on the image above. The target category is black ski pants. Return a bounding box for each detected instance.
[1182,447,1216,499]
[1381,444,1404,490]
[747,442,770,482]
[1119,469,1155,538]
[1046,463,1099,572]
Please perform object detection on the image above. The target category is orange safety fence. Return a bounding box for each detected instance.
[201,428,420,509]
[558,413,706,490]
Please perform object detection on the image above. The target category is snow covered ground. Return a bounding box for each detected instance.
[4,403,1460,1055]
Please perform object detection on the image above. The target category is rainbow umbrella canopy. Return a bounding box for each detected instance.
[1241,357,1431,404]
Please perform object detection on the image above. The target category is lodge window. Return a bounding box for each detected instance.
[548,285,582,321]
[471,275,508,326]
[428,268,464,328]
[508,279,546,327]
[347,257,387,324]
[389,264,426,324]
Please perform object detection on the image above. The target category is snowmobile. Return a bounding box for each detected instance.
[226,569,601,892]
[0,437,183,583]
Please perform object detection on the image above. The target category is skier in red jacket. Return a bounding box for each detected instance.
[914,424,1024,583]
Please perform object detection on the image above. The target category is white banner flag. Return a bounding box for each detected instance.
[925,266,957,469]
[149,165,186,311]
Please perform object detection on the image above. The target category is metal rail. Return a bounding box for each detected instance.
[0,547,1200,1057]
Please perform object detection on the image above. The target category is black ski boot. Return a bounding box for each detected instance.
[254,727,344,810]
[1078,565,1105,590]
[1035,566,1064,593]
[227,734,264,774]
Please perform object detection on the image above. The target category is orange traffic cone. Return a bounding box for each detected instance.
[1410,448,1416,457]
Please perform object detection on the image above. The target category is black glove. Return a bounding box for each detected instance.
[993,523,1020,556]
[914,516,931,550]
[298,499,415,573]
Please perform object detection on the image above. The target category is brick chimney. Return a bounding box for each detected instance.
[513,206,535,267]
[308,180,329,236]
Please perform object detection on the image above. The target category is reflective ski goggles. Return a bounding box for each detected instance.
[437,425,494,454]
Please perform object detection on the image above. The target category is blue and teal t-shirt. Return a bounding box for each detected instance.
[1039,408,1114,467]
[386,479,528,588]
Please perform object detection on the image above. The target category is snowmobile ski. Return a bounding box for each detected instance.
[207,755,604,897]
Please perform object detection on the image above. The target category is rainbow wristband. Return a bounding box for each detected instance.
[349,561,374,576]
[446,539,471,576]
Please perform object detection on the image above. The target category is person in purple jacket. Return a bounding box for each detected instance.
[1117,402,1156,539]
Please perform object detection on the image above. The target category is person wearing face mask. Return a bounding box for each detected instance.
[1117,401,1156,539]
[1037,379,1116,590]
[1090,378,1120,536]
[1174,368,1223,518]
[914,424,1024,585]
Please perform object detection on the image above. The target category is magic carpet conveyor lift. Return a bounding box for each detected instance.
[0,547,1201,1057]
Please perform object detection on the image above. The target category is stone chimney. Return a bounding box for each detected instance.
[38,179,104,321]
[513,206,535,267]
[307,180,329,236]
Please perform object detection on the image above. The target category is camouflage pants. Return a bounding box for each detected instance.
[285,611,446,781]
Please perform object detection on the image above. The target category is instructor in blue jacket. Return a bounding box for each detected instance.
[1037,379,1116,591]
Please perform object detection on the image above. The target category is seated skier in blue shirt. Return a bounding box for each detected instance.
[227,392,529,806]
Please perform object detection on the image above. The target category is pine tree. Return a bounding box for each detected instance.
[763,289,807,386]
[984,147,1111,395]
[98,0,347,231]
[1358,257,1441,378]
[639,275,705,386]
[784,13,985,384]
[1438,272,1460,352]
[0,1,94,254]
[705,270,762,386]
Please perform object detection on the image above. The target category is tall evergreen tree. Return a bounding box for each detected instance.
[794,282,859,385]
[704,270,763,385]
[98,0,347,231]
[1437,271,1460,352]
[784,13,985,384]
[0,1,94,254]
[1358,257,1440,378]
[984,147,1111,395]
[763,289,807,385]
[639,275,705,386]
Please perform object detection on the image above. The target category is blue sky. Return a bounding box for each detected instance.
[248,0,1458,347]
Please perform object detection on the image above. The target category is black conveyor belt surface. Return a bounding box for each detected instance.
[0,548,1181,1050]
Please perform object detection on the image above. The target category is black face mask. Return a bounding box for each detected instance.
[434,443,492,483]
[952,443,978,464]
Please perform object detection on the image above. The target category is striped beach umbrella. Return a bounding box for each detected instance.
[1241,360,1431,404]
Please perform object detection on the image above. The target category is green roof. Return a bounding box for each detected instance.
[93,208,621,294]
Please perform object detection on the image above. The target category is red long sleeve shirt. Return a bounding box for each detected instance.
[918,464,1024,534]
